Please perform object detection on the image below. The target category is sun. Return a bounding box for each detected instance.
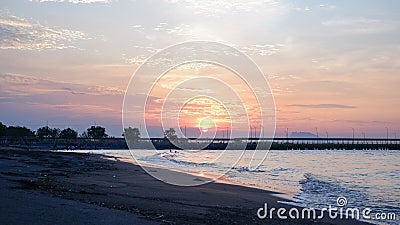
[199,117,215,133]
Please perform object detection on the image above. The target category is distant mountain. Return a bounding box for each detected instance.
[289,132,318,138]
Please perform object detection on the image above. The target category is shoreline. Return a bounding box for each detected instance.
[101,150,298,201]
[65,149,300,202]
[0,148,370,224]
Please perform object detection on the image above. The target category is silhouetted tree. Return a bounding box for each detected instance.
[87,126,108,139]
[164,128,177,140]
[6,126,35,137]
[123,127,140,142]
[36,126,60,138]
[0,122,7,137]
[59,128,78,139]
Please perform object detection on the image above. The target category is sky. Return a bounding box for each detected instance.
[0,0,399,138]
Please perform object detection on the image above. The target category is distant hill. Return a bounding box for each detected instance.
[289,132,318,138]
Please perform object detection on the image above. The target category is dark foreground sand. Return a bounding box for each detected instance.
[0,148,369,225]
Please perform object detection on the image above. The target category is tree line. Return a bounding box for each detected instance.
[0,122,108,139]
[122,127,176,140]
[1,121,179,140]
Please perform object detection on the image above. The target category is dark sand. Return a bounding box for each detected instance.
[0,148,370,225]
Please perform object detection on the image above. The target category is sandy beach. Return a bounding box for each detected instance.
[0,148,370,225]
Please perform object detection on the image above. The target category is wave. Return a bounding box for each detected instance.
[138,151,215,167]
[234,166,265,173]
[295,172,368,208]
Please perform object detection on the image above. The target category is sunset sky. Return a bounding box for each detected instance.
[0,0,399,137]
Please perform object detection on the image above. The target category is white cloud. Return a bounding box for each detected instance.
[131,21,284,58]
[238,43,284,56]
[319,4,336,9]
[0,13,91,50]
[164,0,279,17]
[133,22,220,40]
[122,45,161,65]
[123,55,148,65]
[29,0,111,4]
[0,73,124,96]
[322,17,396,34]
[122,42,284,67]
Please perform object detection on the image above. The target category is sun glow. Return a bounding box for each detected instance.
[199,117,215,132]
[142,61,266,137]
[178,97,231,130]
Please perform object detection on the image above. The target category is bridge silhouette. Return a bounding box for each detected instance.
[1,137,399,150]
[146,137,400,150]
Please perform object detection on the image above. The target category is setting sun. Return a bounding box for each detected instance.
[199,117,215,133]
[178,96,232,131]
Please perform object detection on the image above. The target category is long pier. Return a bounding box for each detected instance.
[1,137,399,150]
[246,137,400,150]
[149,137,400,150]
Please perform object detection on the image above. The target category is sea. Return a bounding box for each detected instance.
[74,149,399,225]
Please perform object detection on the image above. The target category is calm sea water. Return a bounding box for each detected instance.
[76,149,399,225]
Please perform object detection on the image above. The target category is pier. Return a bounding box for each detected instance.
[2,137,398,150]
[244,137,400,150]
[149,137,400,150]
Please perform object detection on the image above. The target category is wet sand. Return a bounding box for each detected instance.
[0,148,369,225]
